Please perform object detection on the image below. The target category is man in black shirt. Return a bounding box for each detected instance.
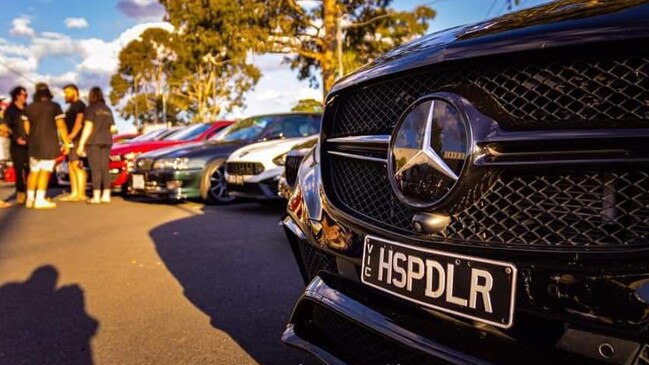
[22,83,71,209]
[61,84,87,201]
[3,86,30,204]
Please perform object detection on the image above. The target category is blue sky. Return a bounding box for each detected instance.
[0,0,551,131]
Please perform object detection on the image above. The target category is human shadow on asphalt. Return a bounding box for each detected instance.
[150,203,317,365]
[0,265,99,365]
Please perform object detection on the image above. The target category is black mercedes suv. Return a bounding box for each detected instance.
[281,1,649,364]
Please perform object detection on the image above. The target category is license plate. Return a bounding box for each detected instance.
[361,236,517,328]
[228,174,244,185]
[132,174,145,190]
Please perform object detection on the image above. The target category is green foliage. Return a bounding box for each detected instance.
[160,0,264,122]
[119,0,437,125]
[109,28,184,126]
[291,98,323,113]
[266,0,436,93]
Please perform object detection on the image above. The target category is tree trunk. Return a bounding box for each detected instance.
[321,0,338,95]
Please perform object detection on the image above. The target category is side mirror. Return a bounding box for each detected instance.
[263,132,284,141]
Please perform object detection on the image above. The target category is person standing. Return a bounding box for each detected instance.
[77,87,114,204]
[4,86,30,205]
[60,84,87,201]
[22,83,71,209]
[0,117,11,208]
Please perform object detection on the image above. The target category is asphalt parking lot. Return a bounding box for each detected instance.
[0,183,317,365]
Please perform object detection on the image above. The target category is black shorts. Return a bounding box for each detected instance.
[68,138,81,162]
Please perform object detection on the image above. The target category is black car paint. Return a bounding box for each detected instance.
[282,1,649,364]
[330,1,649,96]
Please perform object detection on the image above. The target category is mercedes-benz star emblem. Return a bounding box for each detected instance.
[388,96,470,208]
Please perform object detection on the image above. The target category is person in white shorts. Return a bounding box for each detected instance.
[22,83,71,209]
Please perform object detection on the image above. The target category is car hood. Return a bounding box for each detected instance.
[147,139,248,160]
[138,142,204,159]
[111,140,183,156]
[331,0,649,95]
[227,136,318,162]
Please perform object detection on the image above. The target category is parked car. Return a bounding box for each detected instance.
[225,135,318,202]
[276,138,318,200]
[55,123,233,192]
[112,133,140,144]
[55,125,182,190]
[282,2,649,365]
[111,121,233,191]
[129,113,321,203]
[0,134,13,183]
[127,127,181,144]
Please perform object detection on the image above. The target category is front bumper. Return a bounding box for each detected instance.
[282,204,649,365]
[283,271,603,365]
[128,168,201,200]
[226,167,284,200]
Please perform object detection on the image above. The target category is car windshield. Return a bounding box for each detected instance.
[210,116,273,142]
[260,114,320,139]
[159,127,186,140]
[165,123,211,141]
[129,129,167,142]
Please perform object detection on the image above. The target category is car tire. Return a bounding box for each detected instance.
[200,161,235,205]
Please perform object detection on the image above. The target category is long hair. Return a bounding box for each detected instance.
[88,86,105,104]
[10,86,26,102]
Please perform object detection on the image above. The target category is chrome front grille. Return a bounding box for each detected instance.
[323,46,649,250]
[226,162,264,176]
[330,154,649,248]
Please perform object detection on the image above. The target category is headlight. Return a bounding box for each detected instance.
[152,157,202,170]
[124,152,138,160]
[272,153,287,166]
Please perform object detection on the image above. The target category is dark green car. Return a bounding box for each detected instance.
[129,112,321,203]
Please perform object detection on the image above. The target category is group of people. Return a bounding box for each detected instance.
[0,82,116,209]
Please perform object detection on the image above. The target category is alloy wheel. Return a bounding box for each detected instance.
[209,167,235,203]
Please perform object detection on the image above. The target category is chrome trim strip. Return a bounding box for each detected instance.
[327,135,390,145]
[480,128,649,144]
[283,215,307,240]
[327,151,387,163]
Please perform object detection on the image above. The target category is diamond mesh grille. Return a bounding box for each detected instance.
[297,239,336,282]
[330,155,649,248]
[332,53,649,135]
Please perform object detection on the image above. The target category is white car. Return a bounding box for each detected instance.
[225,135,318,201]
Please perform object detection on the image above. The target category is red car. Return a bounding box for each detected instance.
[108,121,233,191]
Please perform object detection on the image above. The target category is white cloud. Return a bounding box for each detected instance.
[229,54,323,118]
[0,19,322,131]
[117,0,166,21]
[134,0,158,5]
[64,17,89,29]
[10,17,35,38]
[0,22,174,98]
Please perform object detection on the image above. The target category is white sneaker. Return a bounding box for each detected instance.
[25,199,35,209]
[34,199,57,209]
